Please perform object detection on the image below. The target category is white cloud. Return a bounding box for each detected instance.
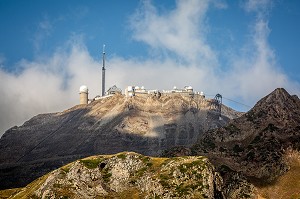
[223,0,300,103]
[0,38,217,136]
[0,0,299,137]
[128,0,299,104]
[130,0,217,66]
[0,40,101,136]
[244,0,272,13]
[32,16,53,53]
[212,0,228,9]
[0,54,5,68]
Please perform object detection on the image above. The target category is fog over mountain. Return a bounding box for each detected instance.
[0,0,299,136]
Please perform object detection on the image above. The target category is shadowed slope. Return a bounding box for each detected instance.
[0,94,240,189]
[189,88,300,197]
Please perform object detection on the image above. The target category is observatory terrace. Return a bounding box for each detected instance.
[0,93,241,189]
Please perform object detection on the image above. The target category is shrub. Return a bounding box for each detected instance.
[80,158,103,169]
[117,153,126,159]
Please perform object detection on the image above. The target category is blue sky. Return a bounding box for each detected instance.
[0,0,300,135]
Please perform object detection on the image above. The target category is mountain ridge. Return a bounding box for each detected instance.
[0,93,240,189]
[192,88,299,166]
[0,88,299,198]
[0,152,224,199]
[184,88,300,197]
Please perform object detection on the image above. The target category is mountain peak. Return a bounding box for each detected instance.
[256,88,293,106]
[0,93,241,189]
[264,88,292,102]
[249,88,300,121]
[191,87,300,185]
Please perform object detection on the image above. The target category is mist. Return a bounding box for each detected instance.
[0,0,299,137]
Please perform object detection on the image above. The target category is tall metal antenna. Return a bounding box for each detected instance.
[102,44,106,96]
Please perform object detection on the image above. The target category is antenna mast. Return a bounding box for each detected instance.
[102,44,106,96]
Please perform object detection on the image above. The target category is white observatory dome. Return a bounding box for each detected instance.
[79,85,88,93]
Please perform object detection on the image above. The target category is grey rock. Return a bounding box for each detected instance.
[0,94,240,189]
[25,152,224,199]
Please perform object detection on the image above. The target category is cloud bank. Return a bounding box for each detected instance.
[0,0,299,136]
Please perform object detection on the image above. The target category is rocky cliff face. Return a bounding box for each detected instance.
[5,152,224,199]
[0,94,240,189]
[188,88,300,197]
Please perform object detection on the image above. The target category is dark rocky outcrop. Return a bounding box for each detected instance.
[0,94,239,189]
[188,88,300,197]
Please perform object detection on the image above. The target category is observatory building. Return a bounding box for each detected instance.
[79,85,89,105]
[106,85,122,95]
[124,85,201,98]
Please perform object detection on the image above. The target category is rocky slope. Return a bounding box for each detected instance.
[0,94,240,189]
[256,149,300,198]
[1,152,224,199]
[187,88,300,197]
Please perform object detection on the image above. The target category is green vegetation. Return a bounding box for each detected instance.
[177,160,205,174]
[0,153,214,199]
[142,156,150,163]
[175,182,207,197]
[175,183,190,196]
[0,172,51,199]
[80,157,103,169]
[140,156,153,167]
[117,153,126,160]
[107,188,146,199]
[241,193,251,198]
[136,167,147,177]
[159,174,171,188]
[148,157,168,171]
[53,183,62,188]
[61,165,71,173]
[146,162,153,167]
[0,188,22,199]
[103,172,112,183]
[157,158,207,197]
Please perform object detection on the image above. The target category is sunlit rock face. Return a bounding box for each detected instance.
[0,93,240,189]
[22,152,224,199]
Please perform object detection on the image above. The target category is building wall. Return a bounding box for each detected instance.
[80,92,88,105]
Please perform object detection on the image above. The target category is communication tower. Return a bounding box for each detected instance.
[102,44,106,96]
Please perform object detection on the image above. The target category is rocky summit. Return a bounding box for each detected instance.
[187,88,300,197]
[0,88,299,198]
[2,152,223,199]
[0,93,240,189]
